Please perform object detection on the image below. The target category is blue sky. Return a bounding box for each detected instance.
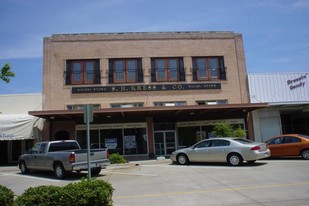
[0,0,308,94]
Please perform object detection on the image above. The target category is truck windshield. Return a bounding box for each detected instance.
[49,142,80,152]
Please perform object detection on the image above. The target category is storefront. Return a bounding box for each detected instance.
[0,114,42,164]
[29,103,267,159]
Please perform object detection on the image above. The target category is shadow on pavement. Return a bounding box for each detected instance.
[169,161,268,167]
[17,170,108,181]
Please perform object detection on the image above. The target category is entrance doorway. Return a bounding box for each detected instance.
[154,131,176,156]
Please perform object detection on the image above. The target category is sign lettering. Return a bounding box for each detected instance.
[72,83,221,94]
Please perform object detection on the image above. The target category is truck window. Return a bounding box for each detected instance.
[31,143,41,154]
[49,142,80,152]
[39,143,47,154]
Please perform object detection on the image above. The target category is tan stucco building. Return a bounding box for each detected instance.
[30,31,267,159]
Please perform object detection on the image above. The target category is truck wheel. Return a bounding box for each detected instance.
[91,167,101,176]
[54,164,66,179]
[20,161,29,174]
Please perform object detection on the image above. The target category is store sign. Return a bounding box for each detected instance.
[72,83,221,94]
[105,138,117,149]
[287,74,307,90]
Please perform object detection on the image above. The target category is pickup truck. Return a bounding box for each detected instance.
[18,140,110,179]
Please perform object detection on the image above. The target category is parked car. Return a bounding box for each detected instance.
[265,134,309,160]
[19,140,110,179]
[170,138,270,166]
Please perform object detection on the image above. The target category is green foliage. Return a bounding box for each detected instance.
[233,127,246,138]
[109,153,127,164]
[14,178,114,206]
[0,63,15,83]
[15,185,62,206]
[0,185,14,206]
[64,178,114,206]
[212,122,234,137]
[212,122,246,138]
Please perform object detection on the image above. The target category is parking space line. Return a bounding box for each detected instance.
[102,171,158,177]
[0,173,63,182]
[113,181,309,199]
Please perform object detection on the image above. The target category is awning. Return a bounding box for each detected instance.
[0,114,39,140]
[28,103,268,122]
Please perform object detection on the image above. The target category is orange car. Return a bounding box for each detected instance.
[265,134,309,160]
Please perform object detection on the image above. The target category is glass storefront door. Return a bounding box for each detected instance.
[154,131,176,156]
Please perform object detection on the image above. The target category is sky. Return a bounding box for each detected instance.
[0,0,308,94]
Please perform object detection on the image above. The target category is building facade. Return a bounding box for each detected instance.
[30,32,266,159]
[248,73,309,142]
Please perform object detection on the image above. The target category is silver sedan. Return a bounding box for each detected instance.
[170,138,270,166]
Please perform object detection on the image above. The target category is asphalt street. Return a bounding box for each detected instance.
[1,159,309,206]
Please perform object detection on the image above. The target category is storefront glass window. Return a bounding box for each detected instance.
[124,128,147,155]
[76,124,147,155]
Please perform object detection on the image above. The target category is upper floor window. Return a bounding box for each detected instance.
[192,57,226,81]
[196,100,228,105]
[67,104,101,110]
[151,58,185,82]
[108,59,143,83]
[66,59,100,85]
[110,103,144,108]
[154,101,187,107]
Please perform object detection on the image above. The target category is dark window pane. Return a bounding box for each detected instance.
[169,59,178,80]
[209,58,219,78]
[73,62,82,81]
[115,60,124,81]
[85,62,94,81]
[127,60,137,82]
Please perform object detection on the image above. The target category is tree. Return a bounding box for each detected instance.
[1,63,15,83]
[211,122,246,138]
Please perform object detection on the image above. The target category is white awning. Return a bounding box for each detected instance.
[0,114,40,141]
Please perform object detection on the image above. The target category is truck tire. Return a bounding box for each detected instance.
[19,161,29,174]
[54,163,66,179]
[91,167,101,176]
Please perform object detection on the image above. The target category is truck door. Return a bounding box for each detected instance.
[28,143,41,169]
[35,143,48,169]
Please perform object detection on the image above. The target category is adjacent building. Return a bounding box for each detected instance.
[29,32,267,160]
[0,93,43,164]
[248,72,309,142]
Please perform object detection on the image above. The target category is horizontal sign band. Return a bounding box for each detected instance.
[72,83,221,93]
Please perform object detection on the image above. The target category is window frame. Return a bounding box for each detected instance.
[192,56,225,81]
[151,57,185,82]
[66,59,100,85]
[109,58,142,84]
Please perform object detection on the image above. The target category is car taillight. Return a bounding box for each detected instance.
[69,153,75,163]
[106,149,110,159]
[250,146,261,151]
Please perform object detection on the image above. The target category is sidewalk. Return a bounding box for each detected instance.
[107,158,172,169]
[0,164,19,172]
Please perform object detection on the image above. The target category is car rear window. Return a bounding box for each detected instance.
[298,134,309,139]
[49,142,80,152]
[233,138,254,144]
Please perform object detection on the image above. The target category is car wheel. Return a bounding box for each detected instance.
[19,161,29,174]
[54,164,66,179]
[228,153,243,166]
[300,149,309,160]
[247,160,256,164]
[177,154,189,165]
[91,167,101,176]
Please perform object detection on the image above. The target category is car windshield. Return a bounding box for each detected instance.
[298,134,309,139]
[233,138,254,144]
